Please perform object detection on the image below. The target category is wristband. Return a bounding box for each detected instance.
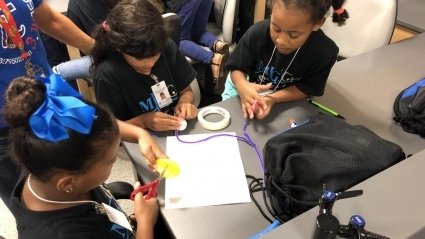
[197,106,230,130]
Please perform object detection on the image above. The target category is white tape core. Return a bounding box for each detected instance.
[179,119,187,131]
[197,106,230,130]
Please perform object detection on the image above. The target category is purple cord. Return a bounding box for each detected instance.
[174,120,265,171]
[242,121,265,171]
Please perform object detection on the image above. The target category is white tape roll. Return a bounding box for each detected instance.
[197,106,230,130]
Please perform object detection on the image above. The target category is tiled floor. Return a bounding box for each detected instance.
[0,146,136,239]
[0,197,16,238]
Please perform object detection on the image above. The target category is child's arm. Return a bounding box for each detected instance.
[174,86,198,120]
[34,2,94,55]
[266,85,308,103]
[254,85,307,120]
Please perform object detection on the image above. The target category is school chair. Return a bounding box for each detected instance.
[321,0,397,59]
[207,0,241,53]
[162,12,181,46]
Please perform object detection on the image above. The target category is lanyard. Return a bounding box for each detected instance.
[0,0,35,76]
[150,73,159,83]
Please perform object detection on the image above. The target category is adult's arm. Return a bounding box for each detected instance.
[33,2,94,54]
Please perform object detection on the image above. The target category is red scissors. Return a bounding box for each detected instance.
[130,165,168,200]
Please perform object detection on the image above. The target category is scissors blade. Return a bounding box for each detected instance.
[158,164,169,179]
[145,165,169,199]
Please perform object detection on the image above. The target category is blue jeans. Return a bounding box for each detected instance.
[54,55,93,81]
[0,129,20,209]
[177,0,216,64]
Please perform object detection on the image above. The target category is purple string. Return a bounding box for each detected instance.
[242,121,265,171]
[174,120,265,172]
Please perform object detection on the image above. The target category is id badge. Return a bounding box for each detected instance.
[151,81,173,108]
[102,203,133,232]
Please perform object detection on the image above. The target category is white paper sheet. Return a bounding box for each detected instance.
[165,132,251,209]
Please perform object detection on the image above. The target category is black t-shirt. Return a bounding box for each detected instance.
[11,172,134,239]
[94,39,196,121]
[226,19,338,96]
[67,0,111,35]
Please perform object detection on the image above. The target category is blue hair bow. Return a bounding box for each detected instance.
[29,74,97,142]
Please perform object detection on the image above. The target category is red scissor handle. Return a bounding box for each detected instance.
[130,179,160,200]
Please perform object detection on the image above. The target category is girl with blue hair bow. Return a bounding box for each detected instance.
[4,75,159,239]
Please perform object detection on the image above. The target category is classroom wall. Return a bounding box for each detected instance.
[44,0,69,12]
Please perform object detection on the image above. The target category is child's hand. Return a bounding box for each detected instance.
[174,102,198,120]
[133,183,159,224]
[133,182,159,228]
[238,82,271,119]
[140,111,181,131]
[135,129,167,167]
[254,95,275,120]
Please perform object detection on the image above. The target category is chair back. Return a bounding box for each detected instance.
[162,13,181,45]
[189,79,201,107]
[209,0,240,45]
[321,0,397,58]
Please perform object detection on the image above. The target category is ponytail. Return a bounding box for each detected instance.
[331,0,349,25]
[90,24,112,71]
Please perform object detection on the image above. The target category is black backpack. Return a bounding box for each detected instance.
[260,113,405,222]
[393,77,425,137]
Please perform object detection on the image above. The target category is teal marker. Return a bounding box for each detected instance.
[308,99,345,119]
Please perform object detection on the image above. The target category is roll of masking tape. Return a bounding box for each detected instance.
[197,106,230,130]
